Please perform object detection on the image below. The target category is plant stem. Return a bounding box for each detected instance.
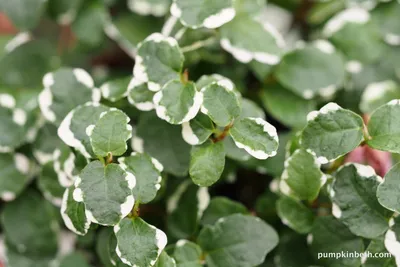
[181,37,217,53]
[212,123,233,143]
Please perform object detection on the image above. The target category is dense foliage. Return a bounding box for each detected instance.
[0,0,399,266]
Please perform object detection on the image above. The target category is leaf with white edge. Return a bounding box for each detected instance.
[195,74,232,92]
[128,0,171,17]
[0,0,48,30]
[74,161,135,226]
[239,98,265,120]
[167,182,210,240]
[181,113,214,145]
[127,78,155,111]
[58,103,111,158]
[1,189,59,257]
[88,109,132,157]
[281,149,326,201]
[363,235,397,267]
[0,153,30,202]
[230,117,279,160]
[168,240,202,267]
[114,217,168,267]
[53,146,76,187]
[200,197,248,226]
[310,216,364,267]
[223,135,252,161]
[61,187,91,236]
[372,1,400,46]
[276,196,314,234]
[377,163,400,214]
[300,102,364,164]
[275,40,345,100]
[154,251,177,267]
[37,162,64,206]
[100,77,131,102]
[154,80,202,125]
[39,68,101,125]
[198,214,278,267]
[118,152,163,204]
[0,104,28,152]
[220,15,285,65]
[189,141,225,187]
[108,229,131,267]
[33,123,65,164]
[261,85,316,129]
[330,163,390,239]
[360,80,400,114]
[136,112,191,176]
[385,216,400,267]
[134,33,184,92]
[323,7,384,63]
[201,80,241,127]
[170,0,235,29]
[367,100,400,154]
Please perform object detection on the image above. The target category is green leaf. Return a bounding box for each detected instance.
[233,0,265,16]
[135,112,191,176]
[261,84,316,129]
[181,113,214,145]
[47,0,83,24]
[154,80,202,125]
[223,135,252,161]
[309,216,364,267]
[281,149,326,201]
[363,236,396,267]
[72,3,106,46]
[1,189,58,257]
[0,0,47,30]
[0,153,31,201]
[367,100,400,154]
[118,152,163,204]
[300,102,364,164]
[128,0,171,17]
[3,243,54,267]
[58,103,111,158]
[38,68,101,125]
[239,98,265,119]
[276,196,315,234]
[275,40,345,99]
[189,141,225,187]
[127,78,156,111]
[330,163,390,239]
[154,251,177,267]
[168,240,202,267]
[200,80,241,127]
[134,33,184,92]
[100,77,131,102]
[171,0,235,29]
[197,214,278,267]
[32,123,65,164]
[377,162,400,214]
[114,217,168,267]
[95,227,116,267]
[37,162,65,206]
[0,103,29,152]
[167,182,209,240]
[61,187,91,236]
[229,117,279,160]
[220,15,284,65]
[360,80,400,114]
[372,1,400,46]
[200,197,248,226]
[73,161,135,226]
[88,109,132,157]
[59,252,90,267]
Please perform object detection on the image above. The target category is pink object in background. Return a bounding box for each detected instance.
[345,146,392,177]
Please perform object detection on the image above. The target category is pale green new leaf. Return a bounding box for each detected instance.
[88,109,132,157]
[119,152,163,204]
[201,197,248,226]
[74,161,135,226]
[114,217,167,267]
[61,187,91,236]
[181,113,214,145]
[200,80,241,127]
[189,141,226,187]
[281,149,326,201]
[154,80,202,125]
[275,41,345,100]
[367,100,400,154]
[0,153,31,202]
[300,103,364,164]
[330,163,390,239]
[276,196,314,234]
[197,214,278,267]
[171,0,235,29]
[230,117,279,160]
[134,33,184,92]
[377,162,400,214]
